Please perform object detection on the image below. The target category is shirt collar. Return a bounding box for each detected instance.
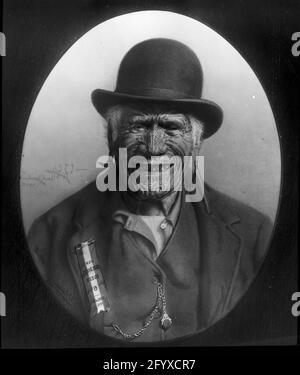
[120,191,180,217]
[113,191,182,228]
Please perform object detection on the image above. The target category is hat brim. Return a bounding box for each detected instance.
[91,89,223,139]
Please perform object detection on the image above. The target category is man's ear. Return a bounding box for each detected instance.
[192,138,202,157]
[190,116,204,157]
[105,105,124,152]
[106,119,114,152]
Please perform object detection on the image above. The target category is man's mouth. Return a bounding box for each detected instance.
[139,155,174,173]
[128,155,182,193]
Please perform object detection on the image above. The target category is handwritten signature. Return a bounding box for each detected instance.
[21,162,89,187]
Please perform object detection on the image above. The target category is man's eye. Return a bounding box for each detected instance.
[161,123,181,131]
[132,124,145,131]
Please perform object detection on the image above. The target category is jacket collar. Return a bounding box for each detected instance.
[202,184,240,226]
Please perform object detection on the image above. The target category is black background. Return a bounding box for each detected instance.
[1,0,299,355]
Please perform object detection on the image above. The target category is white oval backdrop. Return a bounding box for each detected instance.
[21,11,281,233]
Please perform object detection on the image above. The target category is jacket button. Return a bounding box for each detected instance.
[160,314,172,330]
[160,219,168,230]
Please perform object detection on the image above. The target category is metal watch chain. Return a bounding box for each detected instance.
[112,279,172,340]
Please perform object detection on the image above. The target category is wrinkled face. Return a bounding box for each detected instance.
[106,104,201,200]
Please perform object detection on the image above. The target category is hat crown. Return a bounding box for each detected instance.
[116,38,203,99]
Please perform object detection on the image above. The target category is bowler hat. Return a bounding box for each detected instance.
[92,38,223,138]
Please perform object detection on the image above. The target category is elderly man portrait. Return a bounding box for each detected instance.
[28,38,273,342]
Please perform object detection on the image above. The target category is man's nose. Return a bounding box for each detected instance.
[146,126,167,156]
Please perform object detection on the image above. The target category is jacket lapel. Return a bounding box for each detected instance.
[194,186,242,328]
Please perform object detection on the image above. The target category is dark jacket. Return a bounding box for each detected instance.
[27,182,273,342]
